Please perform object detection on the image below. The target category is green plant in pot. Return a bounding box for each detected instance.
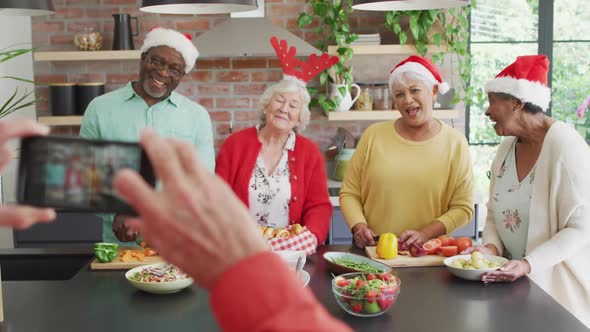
[297,0,358,115]
[385,5,479,106]
[0,46,37,118]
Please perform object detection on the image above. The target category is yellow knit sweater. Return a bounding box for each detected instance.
[339,119,474,236]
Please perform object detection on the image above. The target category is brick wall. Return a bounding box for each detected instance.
[31,0,465,153]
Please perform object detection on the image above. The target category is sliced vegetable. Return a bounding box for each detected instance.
[331,258,385,273]
[441,246,459,257]
[423,239,442,255]
[455,237,473,252]
[94,243,119,263]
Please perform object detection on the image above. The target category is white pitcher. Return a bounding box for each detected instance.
[329,83,361,112]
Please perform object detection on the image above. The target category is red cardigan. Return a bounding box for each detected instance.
[211,252,352,331]
[216,127,332,244]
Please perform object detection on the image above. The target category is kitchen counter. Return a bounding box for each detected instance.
[1,246,587,332]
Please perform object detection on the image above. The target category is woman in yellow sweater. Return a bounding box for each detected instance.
[340,55,474,249]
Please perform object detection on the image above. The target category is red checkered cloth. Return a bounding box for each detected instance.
[269,227,316,256]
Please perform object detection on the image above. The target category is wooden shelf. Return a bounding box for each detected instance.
[34,50,141,62]
[328,44,445,56]
[327,109,458,121]
[38,116,82,126]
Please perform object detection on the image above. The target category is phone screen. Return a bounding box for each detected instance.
[17,136,155,214]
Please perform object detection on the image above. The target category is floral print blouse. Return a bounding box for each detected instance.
[492,140,536,260]
[248,126,296,228]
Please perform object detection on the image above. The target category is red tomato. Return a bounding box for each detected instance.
[437,235,456,247]
[455,237,473,252]
[422,239,442,255]
[440,246,459,257]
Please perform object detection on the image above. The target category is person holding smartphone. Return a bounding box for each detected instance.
[114,129,351,332]
[2,120,350,331]
[0,119,56,229]
[79,27,215,244]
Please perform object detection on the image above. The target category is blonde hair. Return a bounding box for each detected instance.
[257,79,311,132]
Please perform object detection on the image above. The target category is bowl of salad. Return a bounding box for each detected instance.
[125,263,193,294]
[323,252,392,275]
[332,272,401,317]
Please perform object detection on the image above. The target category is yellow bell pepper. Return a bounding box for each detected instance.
[376,233,398,259]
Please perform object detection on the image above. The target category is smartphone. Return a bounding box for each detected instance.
[17,135,156,215]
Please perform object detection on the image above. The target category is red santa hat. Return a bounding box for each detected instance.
[485,55,551,111]
[388,55,449,94]
[140,27,199,74]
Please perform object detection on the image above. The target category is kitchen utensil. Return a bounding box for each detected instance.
[365,246,446,267]
[329,83,360,112]
[112,13,138,50]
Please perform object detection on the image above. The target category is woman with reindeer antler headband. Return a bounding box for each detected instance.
[215,37,339,247]
[340,55,474,250]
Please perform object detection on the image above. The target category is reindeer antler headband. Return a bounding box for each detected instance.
[270,36,339,86]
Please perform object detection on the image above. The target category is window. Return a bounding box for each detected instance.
[467,0,590,228]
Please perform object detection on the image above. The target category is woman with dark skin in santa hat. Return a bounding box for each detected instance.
[340,55,474,250]
[462,55,590,328]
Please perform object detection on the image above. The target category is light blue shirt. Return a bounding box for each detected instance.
[492,140,535,260]
[80,81,215,244]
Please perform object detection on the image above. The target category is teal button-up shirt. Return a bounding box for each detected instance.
[80,81,215,244]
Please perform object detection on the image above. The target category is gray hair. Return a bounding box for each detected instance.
[257,79,311,132]
[389,71,436,96]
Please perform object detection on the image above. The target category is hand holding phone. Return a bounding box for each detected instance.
[17,135,156,214]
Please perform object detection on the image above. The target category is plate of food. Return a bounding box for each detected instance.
[444,251,509,281]
[323,251,392,275]
[125,263,193,294]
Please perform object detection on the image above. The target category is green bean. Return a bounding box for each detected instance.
[332,258,383,273]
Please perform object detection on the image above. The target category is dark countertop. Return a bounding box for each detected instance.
[1,245,588,332]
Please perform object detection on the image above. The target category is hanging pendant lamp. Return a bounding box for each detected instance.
[140,0,258,15]
[352,0,469,11]
[0,0,54,16]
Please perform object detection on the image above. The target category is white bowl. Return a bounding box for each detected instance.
[444,254,509,281]
[273,250,306,273]
[125,263,193,294]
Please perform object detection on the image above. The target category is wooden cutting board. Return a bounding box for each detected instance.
[365,246,446,267]
[90,249,165,270]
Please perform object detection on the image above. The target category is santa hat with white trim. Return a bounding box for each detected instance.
[388,55,449,95]
[140,27,199,74]
[485,55,551,112]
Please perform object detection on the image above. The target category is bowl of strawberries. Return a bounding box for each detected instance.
[331,272,400,317]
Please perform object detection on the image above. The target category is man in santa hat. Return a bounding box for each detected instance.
[79,27,214,245]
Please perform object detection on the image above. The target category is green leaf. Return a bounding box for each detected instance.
[399,31,408,45]
[344,47,353,60]
[297,13,313,28]
[432,33,442,47]
[0,89,18,115]
[312,2,330,16]
[338,86,347,97]
[337,47,348,55]
[409,15,420,40]
[320,71,328,85]
[0,75,37,85]
[307,87,319,96]
[386,11,394,26]
[316,40,326,50]
[332,0,342,11]
[416,43,427,56]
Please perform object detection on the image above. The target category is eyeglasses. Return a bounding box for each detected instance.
[144,55,185,79]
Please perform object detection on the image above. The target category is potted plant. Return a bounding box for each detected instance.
[385,6,476,106]
[297,0,359,115]
[0,46,37,118]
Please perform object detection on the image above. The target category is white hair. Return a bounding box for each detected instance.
[389,71,436,97]
[258,79,311,132]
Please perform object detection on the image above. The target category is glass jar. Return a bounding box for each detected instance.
[373,84,391,110]
[356,87,373,111]
[75,27,103,51]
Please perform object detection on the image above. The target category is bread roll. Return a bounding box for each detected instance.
[274,228,290,238]
[263,227,275,239]
[290,224,305,235]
